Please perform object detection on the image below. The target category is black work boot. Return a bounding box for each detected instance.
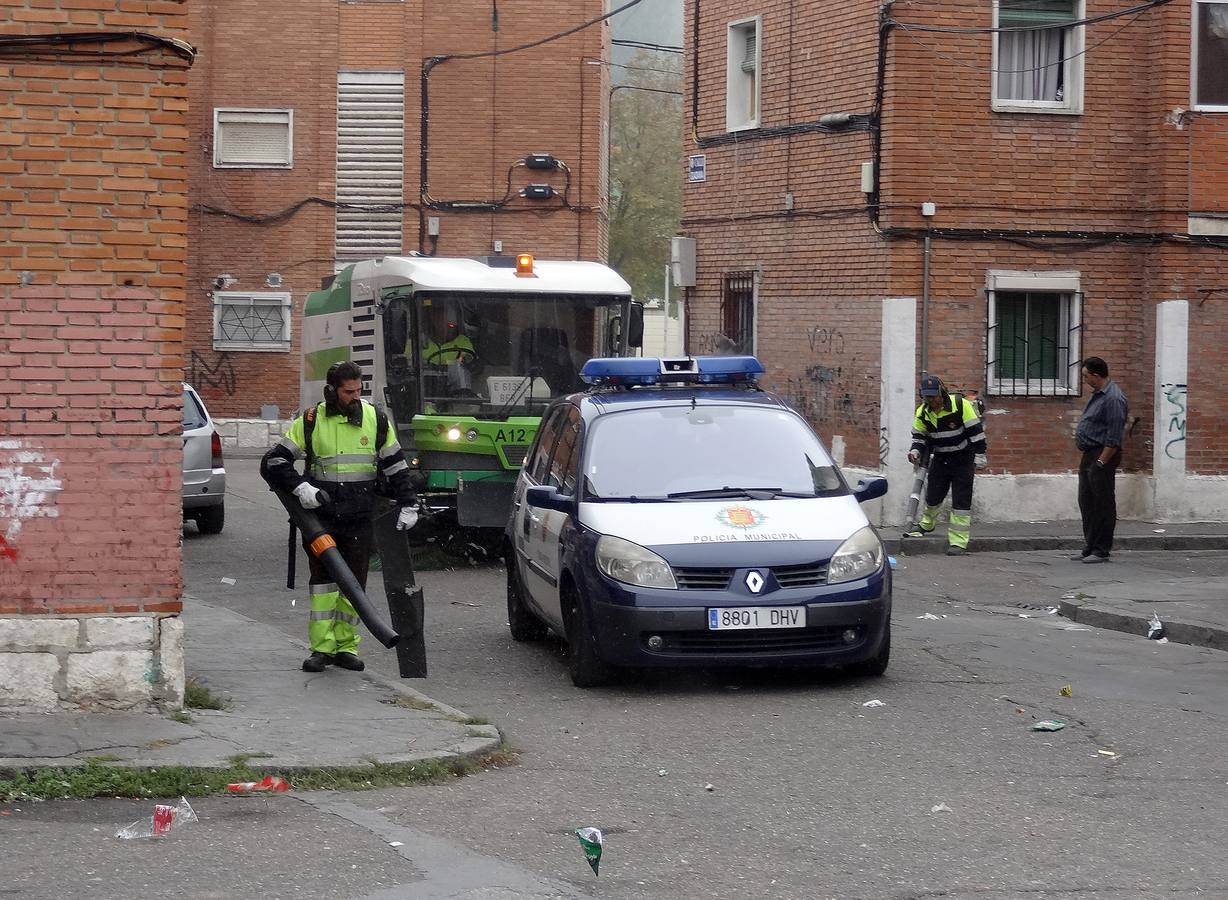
[333,652,365,672]
[302,651,333,673]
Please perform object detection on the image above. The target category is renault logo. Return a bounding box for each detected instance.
[745,570,765,594]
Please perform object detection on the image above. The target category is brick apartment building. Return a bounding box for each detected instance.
[679,0,1228,524]
[185,1,612,427]
[0,2,190,708]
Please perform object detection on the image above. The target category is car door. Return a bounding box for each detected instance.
[513,406,566,624]
[536,405,582,625]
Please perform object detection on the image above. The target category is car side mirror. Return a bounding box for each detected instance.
[525,484,574,513]
[852,477,888,504]
[628,302,644,349]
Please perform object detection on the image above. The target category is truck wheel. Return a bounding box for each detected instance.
[507,558,547,642]
[848,623,890,677]
[196,503,225,535]
[562,584,613,688]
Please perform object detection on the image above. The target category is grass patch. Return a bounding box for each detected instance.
[391,694,437,712]
[183,678,226,711]
[0,745,518,802]
[168,710,193,725]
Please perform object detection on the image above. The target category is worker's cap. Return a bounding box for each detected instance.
[919,375,943,397]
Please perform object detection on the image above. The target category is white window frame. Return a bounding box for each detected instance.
[991,0,1084,115]
[1192,0,1228,111]
[986,270,1082,396]
[725,16,761,132]
[212,291,293,352]
[213,108,294,168]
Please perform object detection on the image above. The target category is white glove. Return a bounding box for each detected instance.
[974,454,987,469]
[292,482,325,510]
[907,449,920,465]
[396,507,419,531]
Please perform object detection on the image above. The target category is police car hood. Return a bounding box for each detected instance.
[580,495,869,551]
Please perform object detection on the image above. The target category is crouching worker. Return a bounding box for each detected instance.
[261,361,419,672]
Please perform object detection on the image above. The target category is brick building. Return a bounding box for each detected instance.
[185,1,613,426]
[0,2,190,708]
[680,0,1228,524]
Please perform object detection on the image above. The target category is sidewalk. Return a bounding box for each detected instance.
[891,518,1228,655]
[0,597,499,774]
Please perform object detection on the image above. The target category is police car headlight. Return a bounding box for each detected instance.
[827,526,884,584]
[596,535,677,589]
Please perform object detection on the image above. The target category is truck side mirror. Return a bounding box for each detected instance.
[628,302,644,349]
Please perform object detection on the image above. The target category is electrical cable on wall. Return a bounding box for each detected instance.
[0,30,196,65]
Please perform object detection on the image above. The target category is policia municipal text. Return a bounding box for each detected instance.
[906,375,987,555]
[261,361,420,673]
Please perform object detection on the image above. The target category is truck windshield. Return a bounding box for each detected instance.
[386,292,628,418]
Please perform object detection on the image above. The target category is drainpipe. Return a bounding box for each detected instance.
[920,201,936,376]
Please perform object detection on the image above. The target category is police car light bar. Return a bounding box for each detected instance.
[580,356,765,386]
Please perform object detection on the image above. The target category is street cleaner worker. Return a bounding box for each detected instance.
[904,375,987,556]
[261,361,419,673]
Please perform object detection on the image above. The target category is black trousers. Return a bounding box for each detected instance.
[304,517,373,590]
[925,451,975,510]
[1077,448,1118,556]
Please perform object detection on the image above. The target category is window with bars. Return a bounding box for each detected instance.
[1194,0,1228,110]
[212,292,292,352]
[213,109,293,168]
[720,271,756,355]
[985,272,1081,396]
[992,0,1084,114]
[726,17,761,131]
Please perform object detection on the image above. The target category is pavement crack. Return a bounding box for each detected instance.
[920,646,986,679]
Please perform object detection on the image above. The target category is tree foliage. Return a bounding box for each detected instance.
[607,55,683,302]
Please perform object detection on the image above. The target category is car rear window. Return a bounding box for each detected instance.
[182,389,209,430]
[583,404,847,500]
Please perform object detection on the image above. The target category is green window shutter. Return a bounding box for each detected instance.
[999,0,1077,28]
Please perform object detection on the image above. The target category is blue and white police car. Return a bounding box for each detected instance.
[504,356,891,687]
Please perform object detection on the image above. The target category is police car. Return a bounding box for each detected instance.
[504,356,892,687]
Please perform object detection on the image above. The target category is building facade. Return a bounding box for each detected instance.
[680,0,1228,523]
[185,1,613,423]
[0,1,190,708]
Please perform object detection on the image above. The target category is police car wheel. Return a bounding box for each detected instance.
[507,558,548,642]
[848,623,890,678]
[562,584,613,688]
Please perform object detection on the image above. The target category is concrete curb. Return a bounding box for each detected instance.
[1058,599,1228,653]
[890,534,1228,556]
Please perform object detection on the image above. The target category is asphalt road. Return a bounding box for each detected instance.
[10,458,1228,900]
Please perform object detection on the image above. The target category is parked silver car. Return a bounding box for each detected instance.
[182,383,226,534]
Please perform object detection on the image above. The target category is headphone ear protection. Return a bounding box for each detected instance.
[323,362,342,403]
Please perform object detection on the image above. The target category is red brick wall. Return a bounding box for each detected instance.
[186,1,611,418]
[684,0,1228,475]
[0,1,188,612]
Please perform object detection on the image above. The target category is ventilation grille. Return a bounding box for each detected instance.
[336,72,405,261]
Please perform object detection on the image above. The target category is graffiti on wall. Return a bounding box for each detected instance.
[0,440,62,562]
[1161,382,1187,460]
[187,350,237,396]
[805,327,845,355]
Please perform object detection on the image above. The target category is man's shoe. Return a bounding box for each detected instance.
[1069,550,1090,561]
[333,652,365,672]
[904,526,934,539]
[302,652,333,673]
[946,545,967,556]
[1082,553,1109,564]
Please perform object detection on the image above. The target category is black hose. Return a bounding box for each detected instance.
[271,489,400,649]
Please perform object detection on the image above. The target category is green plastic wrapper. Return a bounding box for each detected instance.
[575,826,603,876]
[1031,720,1066,732]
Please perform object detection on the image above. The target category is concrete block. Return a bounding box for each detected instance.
[156,616,185,707]
[0,618,78,651]
[214,419,238,439]
[237,421,269,447]
[64,650,153,707]
[0,653,61,710]
[83,617,154,649]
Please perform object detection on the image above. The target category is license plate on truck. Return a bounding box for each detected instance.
[708,606,804,630]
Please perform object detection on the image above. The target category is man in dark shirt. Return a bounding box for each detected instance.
[1073,357,1128,563]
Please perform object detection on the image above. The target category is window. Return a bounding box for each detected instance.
[720,271,756,355]
[336,71,405,260]
[527,407,566,484]
[985,271,1081,396]
[212,292,292,352]
[992,0,1083,114]
[548,408,582,495]
[1194,0,1228,110]
[213,109,293,168]
[726,16,761,131]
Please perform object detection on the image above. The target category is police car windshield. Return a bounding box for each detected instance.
[583,405,846,500]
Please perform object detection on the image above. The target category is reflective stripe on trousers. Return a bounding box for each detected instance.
[308,581,362,655]
[918,505,973,548]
